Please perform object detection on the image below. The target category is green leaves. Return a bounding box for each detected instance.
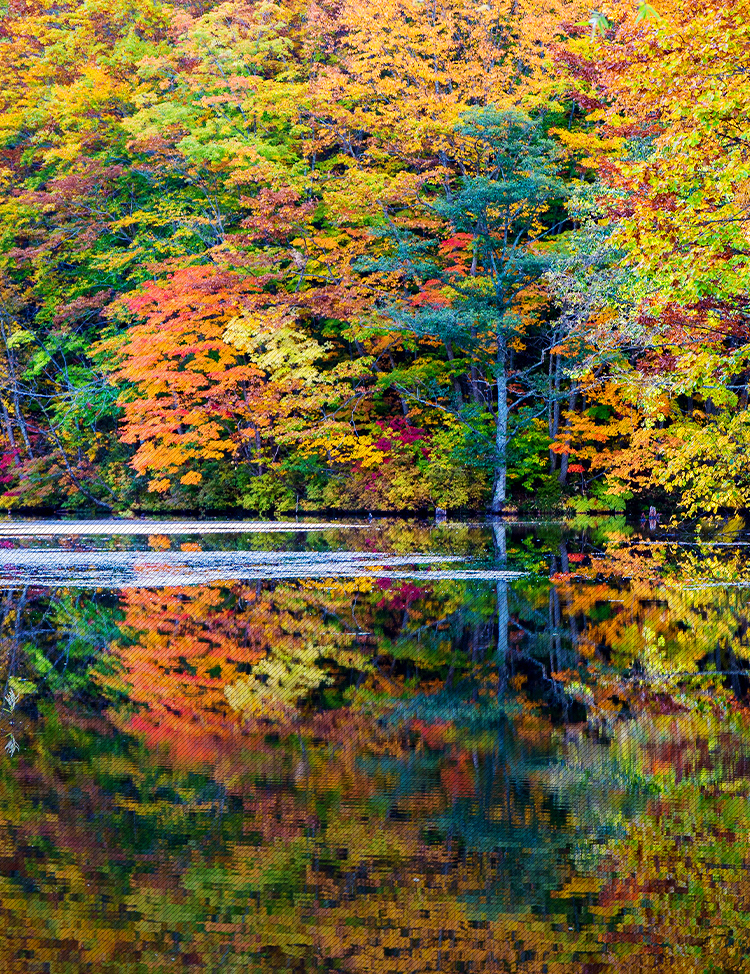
[635,3,663,22]
[575,11,611,38]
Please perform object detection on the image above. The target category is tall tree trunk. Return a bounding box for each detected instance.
[491,334,507,511]
[12,395,33,459]
[558,380,577,486]
[0,316,33,459]
[469,325,481,403]
[549,350,562,472]
[1,399,16,451]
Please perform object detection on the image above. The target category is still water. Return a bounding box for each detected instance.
[1,516,749,972]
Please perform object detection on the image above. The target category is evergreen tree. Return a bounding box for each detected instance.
[387,108,568,509]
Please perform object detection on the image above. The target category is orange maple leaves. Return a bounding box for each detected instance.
[99,265,270,493]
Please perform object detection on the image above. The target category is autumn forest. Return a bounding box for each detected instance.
[0,0,746,516]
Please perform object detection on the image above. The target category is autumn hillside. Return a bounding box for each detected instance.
[0,0,747,517]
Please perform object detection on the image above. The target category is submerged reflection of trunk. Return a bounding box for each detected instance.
[493,521,509,695]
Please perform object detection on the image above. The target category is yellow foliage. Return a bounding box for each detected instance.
[147,477,172,494]
[179,470,203,485]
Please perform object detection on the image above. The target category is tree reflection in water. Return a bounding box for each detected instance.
[1,521,750,971]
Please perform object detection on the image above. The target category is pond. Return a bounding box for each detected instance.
[1,515,750,972]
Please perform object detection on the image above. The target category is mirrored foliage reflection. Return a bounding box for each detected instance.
[2,519,750,972]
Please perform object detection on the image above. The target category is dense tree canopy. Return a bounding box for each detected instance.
[0,0,747,517]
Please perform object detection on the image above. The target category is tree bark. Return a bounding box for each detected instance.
[1,399,16,451]
[491,334,507,511]
[469,325,481,403]
[558,380,577,486]
[549,350,562,472]
[0,316,33,459]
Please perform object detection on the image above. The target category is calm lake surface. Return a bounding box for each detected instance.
[1,516,750,972]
